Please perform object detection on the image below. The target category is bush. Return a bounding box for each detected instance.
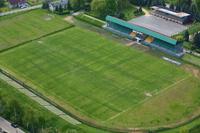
[0,7,9,13]
[174,35,185,42]
[42,2,49,9]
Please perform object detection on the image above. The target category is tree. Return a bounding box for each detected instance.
[193,32,200,49]
[117,0,129,14]
[190,3,199,20]
[105,0,117,16]
[70,0,84,11]
[0,95,6,115]
[151,0,165,6]
[91,0,107,19]
[175,3,181,11]
[91,0,129,18]
[8,100,24,124]
[23,109,39,133]
[138,6,143,13]
[38,116,46,132]
[184,30,190,41]
[58,4,63,14]
[195,0,200,10]
[55,5,59,12]
[67,0,72,10]
[169,3,175,10]
[195,0,200,21]
[0,0,5,8]
[147,0,152,7]
[42,0,50,9]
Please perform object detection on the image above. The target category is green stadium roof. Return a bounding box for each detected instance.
[106,16,178,45]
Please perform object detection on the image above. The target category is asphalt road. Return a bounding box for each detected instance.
[0,117,24,133]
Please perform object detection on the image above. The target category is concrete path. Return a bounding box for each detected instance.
[0,73,81,125]
[0,117,24,133]
[0,5,41,17]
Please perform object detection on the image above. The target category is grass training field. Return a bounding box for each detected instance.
[1,25,199,128]
[0,9,72,51]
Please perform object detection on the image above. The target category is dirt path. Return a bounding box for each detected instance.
[64,16,74,24]
[182,64,200,79]
[142,8,151,16]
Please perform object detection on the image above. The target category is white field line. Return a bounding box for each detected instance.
[105,76,191,122]
[106,107,131,122]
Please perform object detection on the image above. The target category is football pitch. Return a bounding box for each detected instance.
[0,10,200,129]
[0,10,72,51]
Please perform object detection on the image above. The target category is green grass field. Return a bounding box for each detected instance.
[0,9,72,51]
[1,26,199,128]
[183,54,200,68]
[74,13,106,27]
[108,76,200,127]
[161,118,200,133]
[0,79,109,133]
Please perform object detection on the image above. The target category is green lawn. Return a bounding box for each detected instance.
[183,54,200,68]
[0,9,72,51]
[1,26,199,128]
[74,13,106,28]
[0,79,109,133]
[108,76,200,128]
[161,118,200,133]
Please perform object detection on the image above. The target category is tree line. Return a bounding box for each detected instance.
[42,0,200,22]
[0,0,5,8]
[130,0,200,21]
[182,30,200,51]
[70,0,200,21]
[0,94,60,133]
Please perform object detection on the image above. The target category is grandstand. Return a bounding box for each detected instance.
[151,6,191,25]
[104,9,190,58]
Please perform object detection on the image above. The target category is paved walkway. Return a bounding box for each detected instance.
[0,73,81,125]
[0,5,41,17]
[0,117,24,133]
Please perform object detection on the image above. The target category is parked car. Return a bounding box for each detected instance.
[19,3,29,9]
[11,123,18,128]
